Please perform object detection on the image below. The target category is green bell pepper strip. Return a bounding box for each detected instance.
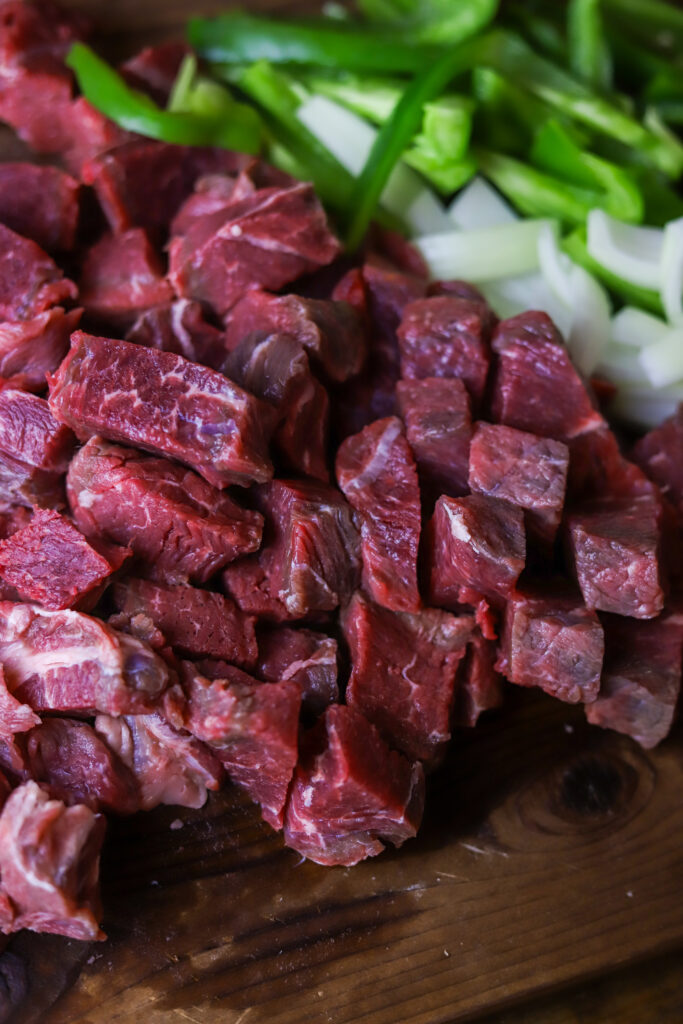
[503,3,566,63]
[188,13,440,73]
[603,0,683,51]
[563,227,665,315]
[567,0,612,91]
[66,43,262,152]
[355,0,499,46]
[476,149,602,225]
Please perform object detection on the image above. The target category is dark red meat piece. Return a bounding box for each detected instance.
[95,713,223,811]
[223,478,360,622]
[0,224,76,322]
[0,505,31,541]
[468,422,569,547]
[224,331,329,481]
[182,664,300,829]
[567,496,664,619]
[0,665,39,737]
[396,377,472,500]
[0,601,173,716]
[67,437,262,584]
[120,42,190,105]
[336,417,421,613]
[0,781,105,941]
[283,705,425,867]
[568,425,656,504]
[455,631,504,728]
[169,182,341,318]
[112,577,257,667]
[427,279,497,333]
[632,405,683,514]
[224,290,365,383]
[0,734,28,781]
[257,627,338,715]
[343,591,473,766]
[59,98,133,177]
[0,1,87,69]
[0,163,79,251]
[126,299,226,371]
[0,389,74,509]
[585,611,683,749]
[25,718,139,814]
[171,164,297,238]
[0,307,81,393]
[48,332,275,489]
[497,585,604,703]
[397,295,491,407]
[490,311,603,441]
[78,229,173,331]
[0,508,128,611]
[429,494,526,608]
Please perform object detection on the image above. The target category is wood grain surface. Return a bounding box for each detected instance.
[2,2,682,1021]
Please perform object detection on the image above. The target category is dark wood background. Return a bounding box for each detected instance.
[2,2,682,1021]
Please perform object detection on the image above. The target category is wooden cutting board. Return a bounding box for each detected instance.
[3,2,683,1021]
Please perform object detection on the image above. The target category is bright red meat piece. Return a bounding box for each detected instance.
[336,416,422,613]
[0,509,128,611]
[0,601,174,716]
[126,299,226,371]
[585,611,683,749]
[67,437,263,584]
[78,229,174,330]
[0,223,76,321]
[59,98,133,177]
[0,163,80,251]
[497,585,604,703]
[283,705,425,867]
[257,626,338,715]
[397,295,492,406]
[396,377,472,500]
[567,496,664,619]
[0,389,74,509]
[120,41,190,105]
[112,577,257,667]
[26,718,139,814]
[168,182,341,318]
[0,307,81,393]
[182,664,300,829]
[343,591,473,766]
[48,332,275,489]
[0,781,105,941]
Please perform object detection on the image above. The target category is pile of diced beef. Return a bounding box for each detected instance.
[0,1,678,944]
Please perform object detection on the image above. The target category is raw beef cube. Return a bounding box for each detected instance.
[59,98,134,177]
[455,631,504,728]
[224,479,360,621]
[0,734,28,781]
[342,591,473,766]
[567,425,655,504]
[0,164,80,251]
[396,377,472,499]
[365,224,429,279]
[112,577,257,667]
[120,41,190,105]
[67,438,262,583]
[257,627,338,714]
[429,494,526,608]
[0,505,31,540]
[81,140,248,235]
[0,601,173,716]
[78,229,174,330]
[397,295,491,406]
[224,290,365,383]
[0,781,105,941]
[126,299,226,371]
[490,311,603,441]
[168,182,341,318]
[336,417,421,613]
[468,422,569,546]
[0,665,39,736]
[182,664,300,829]
[497,585,604,703]
[0,1,87,70]
[585,612,683,749]
[283,705,425,867]
[171,164,298,237]
[427,279,498,332]
[632,405,683,514]
[25,718,139,814]
[95,713,223,811]
[0,389,74,509]
[0,509,128,611]
[0,224,76,321]
[567,497,664,619]
[224,331,329,481]
[0,307,81,393]
[49,332,275,488]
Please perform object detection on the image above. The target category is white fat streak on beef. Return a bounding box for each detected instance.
[338,418,403,494]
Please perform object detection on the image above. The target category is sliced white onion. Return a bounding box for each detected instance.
[597,344,646,385]
[609,383,683,430]
[660,216,683,325]
[448,175,517,230]
[414,218,551,283]
[638,326,683,387]
[610,306,671,348]
[587,210,664,290]
[296,94,451,236]
[481,271,572,334]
